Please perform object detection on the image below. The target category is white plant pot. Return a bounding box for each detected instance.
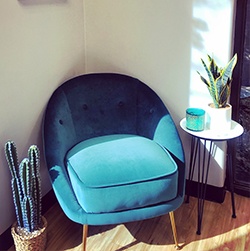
[206,103,232,132]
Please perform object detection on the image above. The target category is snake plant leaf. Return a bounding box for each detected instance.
[200,58,215,87]
[208,81,219,107]
[197,71,209,86]
[218,82,230,108]
[221,54,237,84]
[208,55,220,79]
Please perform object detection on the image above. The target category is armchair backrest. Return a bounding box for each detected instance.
[43,73,184,181]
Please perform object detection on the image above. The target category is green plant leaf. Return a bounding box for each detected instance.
[201,58,215,88]
[197,71,209,86]
[219,82,230,107]
[221,54,237,85]
[208,56,220,79]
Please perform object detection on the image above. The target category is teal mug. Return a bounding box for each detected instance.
[186,108,205,131]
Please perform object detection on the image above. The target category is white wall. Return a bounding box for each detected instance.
[0,0,235,235]
[0,0,85,235]
[84,0,192,122]
[84,0,235,187]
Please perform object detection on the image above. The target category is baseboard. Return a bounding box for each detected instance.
[0,227,13,251]
[186,179,226,203]
[0,189,56,251]
[234,184,250,198]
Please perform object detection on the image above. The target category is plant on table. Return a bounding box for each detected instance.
[197,53,237,108]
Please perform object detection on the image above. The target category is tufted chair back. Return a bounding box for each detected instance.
[43,73,184,174]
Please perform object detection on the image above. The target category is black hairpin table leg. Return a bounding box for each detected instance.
[196,139,213,235]
[227,140,236,218]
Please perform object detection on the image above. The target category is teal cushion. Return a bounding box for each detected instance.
[66,134,178,213]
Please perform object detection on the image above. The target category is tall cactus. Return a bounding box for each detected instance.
[28,145,42,230]
[5,141,42,232]
[5,142,23,228]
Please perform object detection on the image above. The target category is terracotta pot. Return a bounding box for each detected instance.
[11,216,47,251]
[206,103,232,132]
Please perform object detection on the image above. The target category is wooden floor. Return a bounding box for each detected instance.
[9,192,250,251]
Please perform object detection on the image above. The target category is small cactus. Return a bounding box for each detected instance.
[5,141,42,232]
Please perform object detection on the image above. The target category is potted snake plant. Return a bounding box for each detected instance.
[197,53,237,131]
[5,141,47,251]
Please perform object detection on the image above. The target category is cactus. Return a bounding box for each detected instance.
[5,142,23,228]
[5,141,42,232]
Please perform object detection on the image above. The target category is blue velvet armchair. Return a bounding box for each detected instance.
[43,73,185,250]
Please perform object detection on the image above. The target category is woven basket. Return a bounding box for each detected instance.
[11,216,47,251]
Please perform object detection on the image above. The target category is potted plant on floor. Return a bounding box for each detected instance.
[197,53,237,132]
[5,141,47,251]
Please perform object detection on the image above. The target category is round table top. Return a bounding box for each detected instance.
[180,118,244,141]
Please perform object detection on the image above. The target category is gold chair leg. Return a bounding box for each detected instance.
[82,224,88,251]
[169,211,181,250]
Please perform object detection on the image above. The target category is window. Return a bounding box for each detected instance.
[231,0,250,197]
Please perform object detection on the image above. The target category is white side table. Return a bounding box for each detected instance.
[180,118,244,235]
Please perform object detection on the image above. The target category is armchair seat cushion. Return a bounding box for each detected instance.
[66,134,178,214]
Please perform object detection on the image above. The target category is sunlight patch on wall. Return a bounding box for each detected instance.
[189,0,234,109]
